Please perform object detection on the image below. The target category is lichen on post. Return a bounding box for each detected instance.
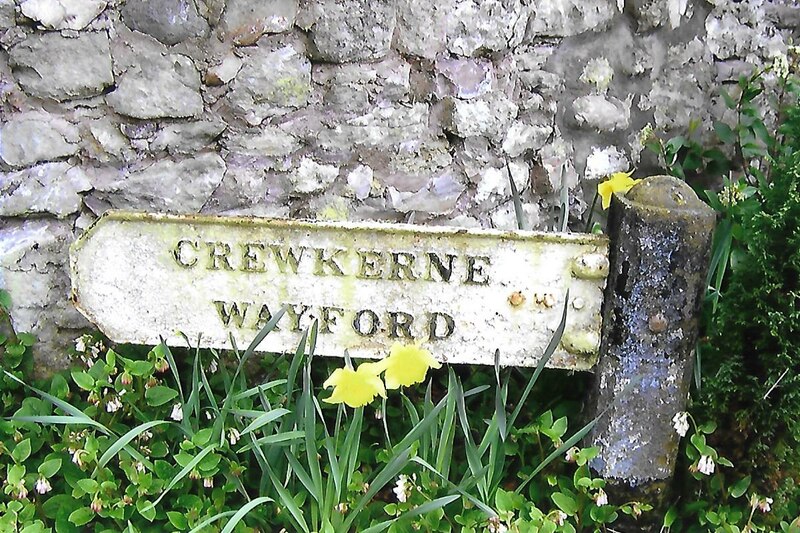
[585,175,716,527]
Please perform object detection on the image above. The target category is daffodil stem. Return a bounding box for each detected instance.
[584,191,599,233]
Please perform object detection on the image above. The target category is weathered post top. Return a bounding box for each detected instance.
[70,211,609,369]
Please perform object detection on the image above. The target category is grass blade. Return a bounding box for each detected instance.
[157,341,184,403]
[435,369,458,478]
[142,445,217,513]
[507,160,526,231]
[343,448,411,531]
[220,496,273,533]
[455,377,486,499]
[302,354,324,506]
[413,456,496,518]
[4,371,110,434]
[264,460,310,533]
[508,290,569,430]
[231,380,287,402]
[342,407,363,491]
[284,448,320,505]
[515,413,599,495]
[93,420,169,474]
[494,349,507,441]
[11,415,105,430]
[236,431,304,452]
[361,495,460,533]
[187,511,236,533]
[240,408,291,436]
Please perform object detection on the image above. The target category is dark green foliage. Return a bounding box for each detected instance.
[698,104,800,516]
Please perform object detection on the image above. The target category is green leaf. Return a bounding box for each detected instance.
[0,289,11,310]
[665,136,686,154]
[11,438,31,463]
[699,421,716,434]
[720,88,736,108]
[713,121,735,145]
[17,333,37,347]
[68,507,94,527]
[38,458,62,478]
[76,478,99,494]
[192,428,213,447]
[6,342,26,359]
[145,386,178,407]
[127,360,154,377]
[167,511,188,530]
[71,371,95,391]
[105,349,116,367]
[495,489,522,514]
[729,475,751,498]
[49,374,69,400]
[690,433,709,454]
[718,457,734,467]
[42,495,79,519]
[137,499,157,522]
[8,464,25,485]
[552,492,578,515]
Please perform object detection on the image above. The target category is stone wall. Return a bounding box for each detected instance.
[0,0,797,370]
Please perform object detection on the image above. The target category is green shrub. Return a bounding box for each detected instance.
[698,103,800,516]
[0,293,655,532]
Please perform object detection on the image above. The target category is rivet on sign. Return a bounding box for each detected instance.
[534,293,556,308]
[508,291,525,307]
[648,313,668,333]
[571,253,610,279]
[572,297,585,310]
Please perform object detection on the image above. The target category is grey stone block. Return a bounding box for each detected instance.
[122,0,209,45]
[8,32,114,101]
[309,0,395,63]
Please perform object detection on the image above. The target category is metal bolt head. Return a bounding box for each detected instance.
[648,313,668,333]
[534,292,556,308]
[508,291,525,307]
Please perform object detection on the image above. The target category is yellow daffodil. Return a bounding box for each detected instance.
[323,362,386,408]
[598,171,641,209]
[381,343,442,390]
